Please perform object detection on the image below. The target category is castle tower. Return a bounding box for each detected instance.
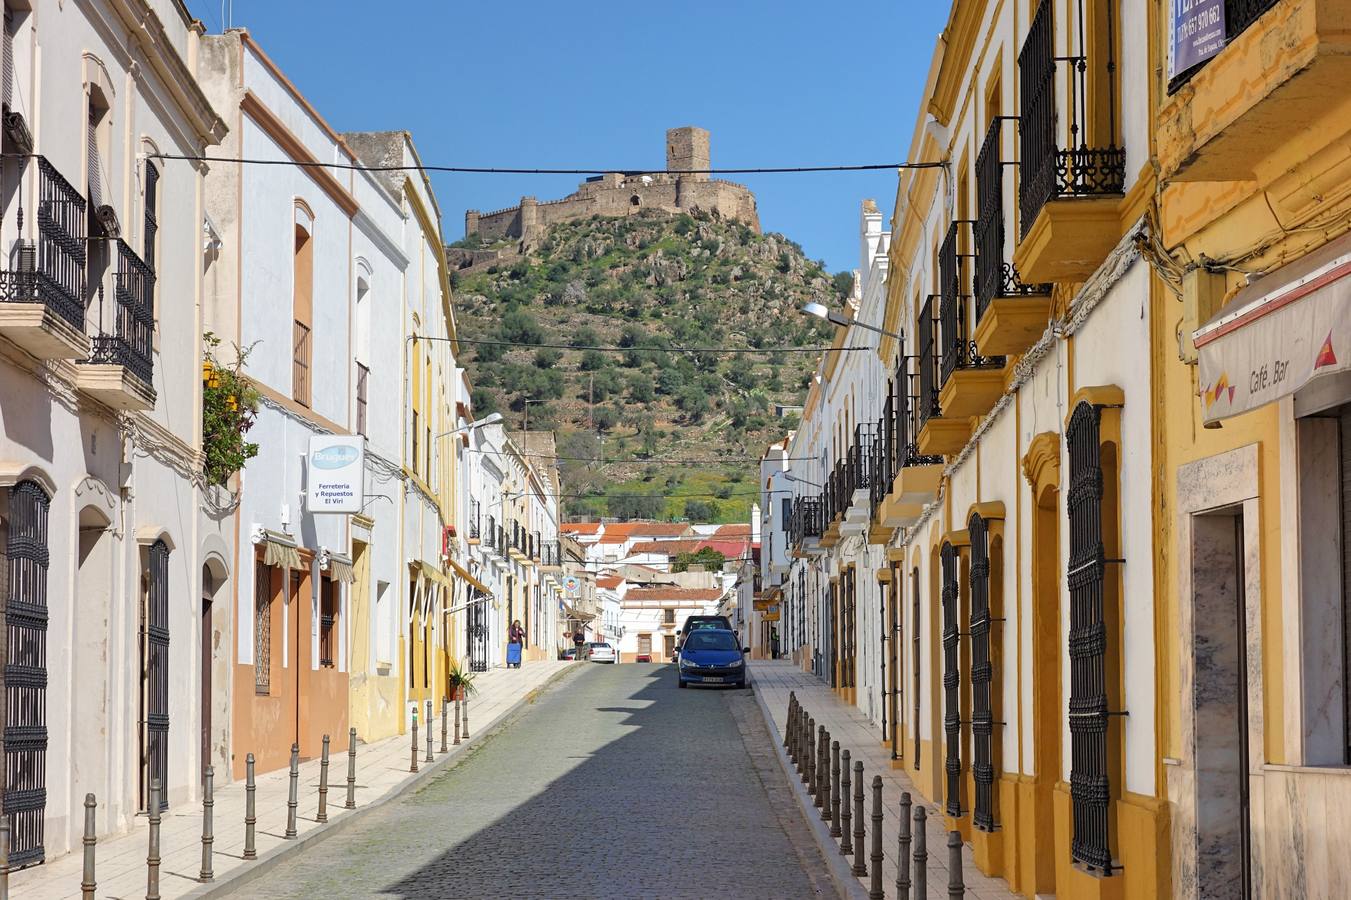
[518,196,541,252]
[666,126,710,183]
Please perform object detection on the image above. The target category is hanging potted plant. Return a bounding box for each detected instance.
[447,658,479,701]
[202,332,261,487]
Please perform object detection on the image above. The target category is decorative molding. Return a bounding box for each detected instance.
[1022,432,1061,491]
[241,91,359,217]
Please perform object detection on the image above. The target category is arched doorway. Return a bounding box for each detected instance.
[201,558,228,777]
[75,504,114,832]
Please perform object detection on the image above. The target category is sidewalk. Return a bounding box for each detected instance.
[750,660,1016,900]
[11,660,578,900]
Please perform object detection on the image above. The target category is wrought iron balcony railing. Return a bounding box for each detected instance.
[86,239,155,386]
[789,496,824,548]
[0,156,87,331]
[468,500,481,540]
[974,118,1050,323]
[355,362,370,437]
[916,296,940,430]
[1018,0,1126,238]
[940,221,1003,390]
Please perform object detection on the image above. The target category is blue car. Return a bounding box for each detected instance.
[677,628,748,689]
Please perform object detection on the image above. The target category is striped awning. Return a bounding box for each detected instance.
[323,551,355,583]
[255,529,302,570]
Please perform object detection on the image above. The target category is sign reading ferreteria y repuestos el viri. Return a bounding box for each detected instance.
[306,435,365,513]
[1170,0,1226,78]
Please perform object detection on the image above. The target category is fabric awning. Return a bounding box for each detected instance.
[446,557,491,596]
[1196,234,1351,423]
[255,529,302,570]
[323,551,355,584]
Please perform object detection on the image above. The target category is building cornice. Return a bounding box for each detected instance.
[241,90,359,217]
[927,0,990,126]
[111,0,227,145]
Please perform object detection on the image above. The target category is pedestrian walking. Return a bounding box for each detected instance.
[572,628,587,661]
[508,619,525,668]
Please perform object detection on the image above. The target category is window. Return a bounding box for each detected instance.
[356,363,369,437]
[1066,400,1114,874]
[143,161,159,270]
[411,411,420,476]
[913,566,921,770]
[292,217,313,405]
[355,273,370,436]
[254,560,272,693]
[3,479,51,866]
[663,608,675,625]
[969,513,996,831]
[941,541,962,817]
[144,540,170,811]
[319,574,337,668]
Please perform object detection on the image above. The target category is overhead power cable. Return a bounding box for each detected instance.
[465,448,817,465]
[146,152,945,177]
[418,335,866,355]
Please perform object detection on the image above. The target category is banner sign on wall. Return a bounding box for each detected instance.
[306,435,365,514]
[1170,0,1226,78]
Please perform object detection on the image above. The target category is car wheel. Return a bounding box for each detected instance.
[733,679,746,689]
[677,679,687,689]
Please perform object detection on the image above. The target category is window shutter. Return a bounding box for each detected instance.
[87,108,103,210]
[3,8,14,112]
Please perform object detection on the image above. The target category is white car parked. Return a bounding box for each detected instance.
[587,641,617,663]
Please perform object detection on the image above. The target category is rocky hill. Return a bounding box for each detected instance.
[449,210,848,522]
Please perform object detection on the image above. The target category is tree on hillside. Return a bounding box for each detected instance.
[683,499,717,522]
[672,547,727,573]
[499,308,544,345]
[608,493,665,520]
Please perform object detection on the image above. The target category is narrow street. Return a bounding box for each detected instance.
[235,665,835,899]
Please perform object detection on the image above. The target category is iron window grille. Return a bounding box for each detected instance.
[663,609,675,625]
[3,479,51,869]
[469,501,481,540]
[355,363,369,437]
[143,161,158,270]
[941,541,963,817]
[254,561,272,694]
[1018,0,1126,239]
[940,221,1003,390]
[144,539,170,811]
[975,118,1050,323]
[1067,400,1116,875]
[86,239,155,387]
[969,513,997,831]
[319,576,337,668]
[292,320,311,406]
[916,296,941,429]
[913,566,922,771]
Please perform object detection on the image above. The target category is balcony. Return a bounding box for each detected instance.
[937,223,1006,420]
[0,157,89,360]
[972,118,1052,358]
[467,501,481,545]
[789,497,824,558]
[916,295,971,457]
[840,423,874,538]
[1013,0,1126,284]
[541,540,562,569]
[1159,1,1348,184]
[508,523,528,563]
[77,239,156,412]
[873,366,944,531]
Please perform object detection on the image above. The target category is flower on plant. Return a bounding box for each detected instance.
[203,332,261,486]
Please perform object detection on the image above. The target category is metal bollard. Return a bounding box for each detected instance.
[425,700,434,763]
[463,695,470,739]
[815,725,828,809]
[285,743,299,839]
[147,778,162,900]
[454,697,462,745]
[788,706,798,766]
[869,776,884,900]
[0,814,8,900]
[839,749,853,855]
[346,728,358,809]
[199,767,214,882]
[947,831,965,898]
[819,730,831,820]
[799,713,810,783]
[440,697,448,752]
[852,760,867,877]
[913,806,928,899]
[411,708,420,773]
[244,753,257,859]
[785,692,796,748]
[829,741,841,836]
[897,791,913,900]
[317,735,330,824]
[81,793,97,899]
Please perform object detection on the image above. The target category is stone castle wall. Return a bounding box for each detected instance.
[462,127,760,252]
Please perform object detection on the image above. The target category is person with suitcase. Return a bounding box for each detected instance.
[507,619,525,668]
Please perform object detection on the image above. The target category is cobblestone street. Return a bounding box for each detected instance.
[232,664,835,899]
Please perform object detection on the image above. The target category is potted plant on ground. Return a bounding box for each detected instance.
[447,659,478,701]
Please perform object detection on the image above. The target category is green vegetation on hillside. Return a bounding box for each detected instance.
[451,210,847,521]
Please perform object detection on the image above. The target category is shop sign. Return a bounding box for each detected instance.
[306,435,364,513]
[1170,0,1226,78]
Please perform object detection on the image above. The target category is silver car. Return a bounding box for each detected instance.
[587,641,617,663]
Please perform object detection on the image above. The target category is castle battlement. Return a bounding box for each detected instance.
[462,127,760,251]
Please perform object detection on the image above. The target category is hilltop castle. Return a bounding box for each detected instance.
[461,127,761,255]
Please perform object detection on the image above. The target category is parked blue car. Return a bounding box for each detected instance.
[676,628,748,689]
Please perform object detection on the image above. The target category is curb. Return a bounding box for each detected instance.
[751,684,871,900]
[187,662,586,898]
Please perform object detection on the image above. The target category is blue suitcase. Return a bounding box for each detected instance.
[507,642,522,668]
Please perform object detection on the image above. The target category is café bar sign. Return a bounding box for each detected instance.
[1170,0,1226,78]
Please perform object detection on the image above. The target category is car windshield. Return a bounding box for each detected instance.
[688,620,725,631]
[589,643,611,649]
[683,631,738,652]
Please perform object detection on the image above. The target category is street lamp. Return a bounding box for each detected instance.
[433,411,502,442]
[800,301,904,343]
[780,471,823,489]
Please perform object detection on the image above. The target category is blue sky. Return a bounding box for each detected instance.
[186,1,949,273]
